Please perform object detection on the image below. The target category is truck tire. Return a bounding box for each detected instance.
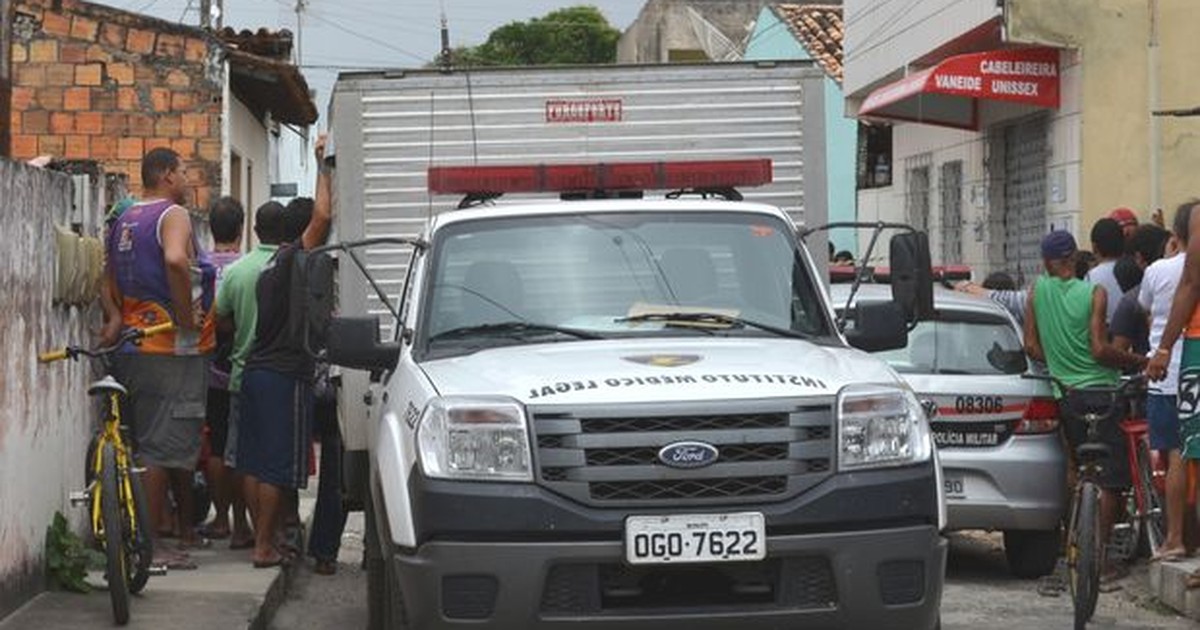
[1004,529,1061,578]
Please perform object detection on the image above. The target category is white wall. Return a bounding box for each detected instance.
[843,0,1000,98]
[229,96,270,231]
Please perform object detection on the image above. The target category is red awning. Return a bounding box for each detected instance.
[859,47,1060,129]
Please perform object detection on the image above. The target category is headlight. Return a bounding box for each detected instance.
[416,396,533,482]
[837,384,933,470]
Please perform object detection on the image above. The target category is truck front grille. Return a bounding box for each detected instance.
[531,400,835,506]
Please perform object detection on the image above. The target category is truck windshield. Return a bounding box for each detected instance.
[419,211,833,357]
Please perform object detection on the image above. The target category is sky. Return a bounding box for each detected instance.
[101,0,644,127]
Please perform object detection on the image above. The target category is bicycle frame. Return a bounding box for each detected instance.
[89,391,138,547]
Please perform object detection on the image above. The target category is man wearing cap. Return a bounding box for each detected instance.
[1111,207,1139,243]
[1024,230,1148,583]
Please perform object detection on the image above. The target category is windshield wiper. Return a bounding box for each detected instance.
[429,321,605,343]
[615,312,813,340]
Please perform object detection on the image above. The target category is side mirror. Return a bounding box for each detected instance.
[328,316,401,373]
[845,301,909,352]
[889,231,934,323]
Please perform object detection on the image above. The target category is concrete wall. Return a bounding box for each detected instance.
[744,6,859,254]
[843,0,1000,98]
[0,160,100,618]
[1007,0,1200,227]
[618,0,768,63]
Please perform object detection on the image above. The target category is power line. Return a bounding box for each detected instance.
[178,0,194,23]
[267,0,427,63]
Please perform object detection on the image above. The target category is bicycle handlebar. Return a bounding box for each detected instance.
[38,323,177,364]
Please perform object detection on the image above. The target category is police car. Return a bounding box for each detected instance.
[830,275,1065,578]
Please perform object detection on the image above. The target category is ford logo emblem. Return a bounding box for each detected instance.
[657,441,720,469]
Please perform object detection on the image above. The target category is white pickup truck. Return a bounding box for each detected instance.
[310,159,948,629]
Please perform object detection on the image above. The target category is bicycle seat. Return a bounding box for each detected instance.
[88,375,127,396]
[1076,442,1112,462]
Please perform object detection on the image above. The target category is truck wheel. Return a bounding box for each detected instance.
[385,558,411,630]
[1004,529,1061,578]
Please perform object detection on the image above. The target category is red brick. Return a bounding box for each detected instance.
[181,113,209,138]
[37,88,64,110]
[184,38,208,63]
[170,91,194,111]
[126,28,154,55]
[76,112,103,135]
[39,136,65,156]
[108,63,134,86]
[75,64,103,86]
[45,63,74,86]
[70,16,98,41]
[146,137,172,152]
[197,138,221,161]
[28,39,57,62]
[172,139,195,159]
[10,112,21,134]
[155,115,181,137]
[12,135,39,159]
[150,88,170,112]
[64,135,89,159]
[23,110,49,134]
[155,34,183,59]
[63,87,90,111]
[100,23,126,48]
[85,45,111,63]
[49,112,74,134]
[12,43,28,63]
[117,137,143,160]
[16,65,46,87]
[59,42,87,63]
[41,12,71,38]
[165,70,190,88]
[90,136,117,160]
[128,113,154,136]
[194,186,212,211]
[117,88,138,110]
[12,87,35,111]
[103,113,128,135]
[91,89,116,111]
[134,65,156,84]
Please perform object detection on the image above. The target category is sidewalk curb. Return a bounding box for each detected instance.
[248,559,300,630]
[1149,556,1200,620]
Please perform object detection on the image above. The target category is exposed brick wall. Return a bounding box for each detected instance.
[9,0,223,209]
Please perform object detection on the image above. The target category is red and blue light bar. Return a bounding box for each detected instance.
[427,159,773,195]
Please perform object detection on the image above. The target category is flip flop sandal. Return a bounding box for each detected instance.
[1151,548,1187,563]
[154,554,198,571]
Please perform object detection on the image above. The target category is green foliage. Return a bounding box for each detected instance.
[44,511,103,593]
[447,6,620,67]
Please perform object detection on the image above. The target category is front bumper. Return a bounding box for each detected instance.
[941,433,1067,531]
[392,524,946,629]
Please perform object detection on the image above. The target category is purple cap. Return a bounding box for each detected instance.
[1041,230,1077,260]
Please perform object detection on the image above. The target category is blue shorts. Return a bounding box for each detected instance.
[1148,394,1182,451]
[238,369,313,489]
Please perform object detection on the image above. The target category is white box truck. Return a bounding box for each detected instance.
[321,61,946,629]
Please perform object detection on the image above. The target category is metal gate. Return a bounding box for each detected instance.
[906,158,931,235]
[940,160,963,265]
[989,114,1048,286]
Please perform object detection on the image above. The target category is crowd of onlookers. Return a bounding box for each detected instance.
[100,138,346,575]
[955,203,1200,588]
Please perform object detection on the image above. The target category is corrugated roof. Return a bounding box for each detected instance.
[771,4,843,84]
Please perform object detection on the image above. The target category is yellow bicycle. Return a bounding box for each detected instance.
[39,323,173,626]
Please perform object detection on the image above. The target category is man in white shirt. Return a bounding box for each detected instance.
[1089,216,1130,326]
[1138,202,1192,559]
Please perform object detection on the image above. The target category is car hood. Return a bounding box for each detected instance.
[419,337,902,405]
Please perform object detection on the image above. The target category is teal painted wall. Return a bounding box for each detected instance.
[745,7,857,254]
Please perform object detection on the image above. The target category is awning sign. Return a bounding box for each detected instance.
[859,47,1060,129]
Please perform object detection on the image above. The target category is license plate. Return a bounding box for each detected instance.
[625,512,766,565]
[943,474,966,499]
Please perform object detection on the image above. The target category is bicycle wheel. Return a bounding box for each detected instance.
[100,444,131,625]
[1136,441,1167,554]
[127,464,153,594]
[1070,481,1102,630]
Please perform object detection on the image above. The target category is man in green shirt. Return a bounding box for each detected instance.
[215,200,287,544]
[1023,230,1146,582]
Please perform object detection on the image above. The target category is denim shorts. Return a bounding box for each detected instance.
[1149,393,1182,451]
